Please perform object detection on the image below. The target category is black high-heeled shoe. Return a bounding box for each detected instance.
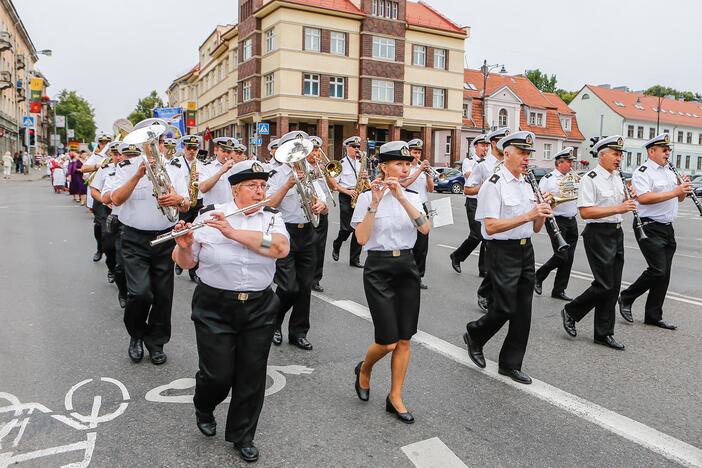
[385,396,414,424]
[354,361,369,401]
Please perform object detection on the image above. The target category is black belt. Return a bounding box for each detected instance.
[200,282,271,302]
[640,217,671,226]
[366,249,412,257]
[555,215,576,220]
[123,225,173,236]
[585,222,621,230]
[285,222,312,230]
[487,239,531,246]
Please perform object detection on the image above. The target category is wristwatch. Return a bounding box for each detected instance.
[367,207,378,214]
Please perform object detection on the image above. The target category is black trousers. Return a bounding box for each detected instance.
[467,239,534,370]
[620,220,676,322]
[313,213,329,283]
[102,216,128,299]
[192,283,277,446]
[333,193,361,264]
[121,226,175,349]
[92,200,105,254]
[180,200,203,279]
[565,224,624,339]
[113,223,128,300]
[274,223,316,338]
[535,216,579,294]
[412,204,429,278]
[453,198,486,274]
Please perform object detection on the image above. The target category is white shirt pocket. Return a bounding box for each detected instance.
[503,196,522,217]
[132,185,149,201]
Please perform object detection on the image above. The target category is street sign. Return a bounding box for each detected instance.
[257,123,270,135]
[22,116,35,127]
[250,137,263,146]
[55,116,65,128]
[67,129,74,138]
[367,140,376,150]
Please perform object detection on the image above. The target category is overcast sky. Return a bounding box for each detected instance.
[16,0,702,136]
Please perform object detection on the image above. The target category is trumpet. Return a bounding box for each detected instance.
[423,163,447,181]
[311,146,340,207]
[526,169,569,252]
[668,162,702,216]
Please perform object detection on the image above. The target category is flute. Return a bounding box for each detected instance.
[618,171,648,240]
[667,162,702,216]
[526,169,569,252]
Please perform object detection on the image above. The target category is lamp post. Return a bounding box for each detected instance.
[480,59,507,132]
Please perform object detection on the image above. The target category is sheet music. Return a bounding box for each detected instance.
[427,197,453,228]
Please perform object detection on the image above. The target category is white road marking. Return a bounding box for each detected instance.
[401,437,468,468]
[312,292,702,468]
[435,244,702,307]
[0,432,96,468]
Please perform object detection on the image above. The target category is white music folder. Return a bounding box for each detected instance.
[427,197,453,228]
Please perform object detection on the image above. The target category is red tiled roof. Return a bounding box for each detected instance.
[406,1,466,34]
[279,0,363,15]
[585,85,702,128]
[543,92,584,140]
[463,69,553,109]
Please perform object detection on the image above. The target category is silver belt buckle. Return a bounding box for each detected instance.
[616,223,621,229]
[392,250,400,257]
[237,292,249,301]
[297,224,305,229]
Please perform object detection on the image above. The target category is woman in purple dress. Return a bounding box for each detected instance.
[67,152,87,204]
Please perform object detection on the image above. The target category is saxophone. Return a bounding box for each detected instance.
[351,151,371,208]
[188,157,199,204]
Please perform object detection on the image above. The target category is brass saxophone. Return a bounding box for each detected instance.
[188,157,199,204]
[351,150,370,208]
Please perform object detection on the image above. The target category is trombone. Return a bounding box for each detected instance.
[311,146,341,207]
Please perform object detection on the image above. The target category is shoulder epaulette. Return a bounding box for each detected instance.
[202,161,212,166]
[268,169,278,177]
[170,159,181,168]
[489,174,500,184]
[108,172,116,177]
[476,159,485,164]
[263,206,279,214]
[405,189,418,194]
[544,173,552,179]
[587,171,597,179]
[199,204,215,215]
[118,160,131,168]
[361,188,371,194]
[638,166,647,173]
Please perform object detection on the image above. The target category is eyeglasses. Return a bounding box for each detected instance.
[240,183,269,191]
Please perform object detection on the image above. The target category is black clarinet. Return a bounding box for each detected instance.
[526,169,569,252]
[619,171,648,240]
[667,162,702,216]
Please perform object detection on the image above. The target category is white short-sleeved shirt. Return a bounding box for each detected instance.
[461,157,476,176]
[406,165,430,204]
[476,167,536,240]
[267,163,327,224]
[466,153,499,187]
[351,189,423,251]
[576,164,625,224]
[539,169,578,218]
[113,158,188,231]
[85,153,104,208]
[336,156,361,189]
[632,159,678,223]
[191,202,289,291]
[89,163,115,193]
[199,159,234,206]
[101,172,122,216]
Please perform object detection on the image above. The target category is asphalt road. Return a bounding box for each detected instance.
[0,177,700,467]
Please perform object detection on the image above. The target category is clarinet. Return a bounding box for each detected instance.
[618,171,648,240]
[667,162,702,216]
[526,169,569,252]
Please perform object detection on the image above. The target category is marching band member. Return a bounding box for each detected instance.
[82,132,113,262]
[267,131,328,350]
[463,131,550,385]
[402,138,433,289]
[198,137,244,206]
[233,142,248,161]
[110,140,190,365]
[618,134,691,330]
[534,147,579,301]
[332,136,364,268]
[560,136,636,350]
[172,160,290,463]
[264,138,279,168]
[450,134,489,274]
[352,141,430,423]
[308,136,330,293]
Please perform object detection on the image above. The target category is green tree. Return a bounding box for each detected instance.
[128,90,164,125]
[644,85,700,102]
[525,69,558,93]
[55,90,97,143]
[555,89,577,104]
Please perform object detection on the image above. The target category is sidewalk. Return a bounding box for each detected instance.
[1,167,49,182]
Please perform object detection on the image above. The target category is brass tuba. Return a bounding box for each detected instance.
[275,135,320,227]
[113,118,134,141]
[552,171,580,206]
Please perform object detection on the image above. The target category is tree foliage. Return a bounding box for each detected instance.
[644,85,701,102]
[55,90,97,143]
[525,69,558,93]
[555,89,577,104]
[128,90,164,125]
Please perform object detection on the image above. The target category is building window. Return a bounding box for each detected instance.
[687,132,693,144]
[697,157,702,171]
[686,155,691,169]
[699,134,702,145]
[529,111,543,126]
[303,73,320,96]
[265,29,275,53]
[411,86,425,106]
[304,28,321,52]
[636,152,642,166]
[543,143,552,160]
[329,31,346,55]
[242,81,251,102]
[649,127,656,139]
[264,73,274,97]
[445,135,452,155]
[561,117,571,131]
[637,126,644,139]
[627,125,634,137]
[413,45,426,66]
[677,130,684,143]
[372,0,398,18]
[463,99,471,118]
[432,88,445,108]
[433,49,446,69]
[498,108,508,127]
[372,36,395,60]
[371,80,394,103]
[243,38,253,61]
[676,154,681,168]
[329,76,345,99]
[626,151,632,167]
[663,129,670,134]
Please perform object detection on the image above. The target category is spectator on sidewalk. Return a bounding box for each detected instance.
[22,152,30,174]
[67,151,87,204]
[2,151,12,178]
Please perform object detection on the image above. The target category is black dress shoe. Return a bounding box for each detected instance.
[128,338,143,363]
[561,308,577,337]
[385,396,414,424]
[289,336,313,350]
[107,271,115,284]
[498,368,532,385]
[594,335,625,350]
[618,296,633,323]
[478,271,487,278]
[332,248,340,262]
[195,409,217,437]
[534,279,542,295]
[477,295,488,312]
[149,349,168,365]
[354,361,369,401]
[449,253,461,273]
[462,331,486,368]
[92,251,103,262]
[311,282,324,292]
[272,329,282,346]
[419,282,428,290]
[118,295,127,309]
[235,443,259,463]
[644,319,677,330]
[350,260,364,268]
[551,291,573,301]
[175,265,183,275]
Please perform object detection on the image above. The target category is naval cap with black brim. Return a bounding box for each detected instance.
[497,131,536,152]
[486,127,510,142]
[227,160,271,185]
[593,135,625,154]
[378,141,413,162]
[554,146,575,160]
[644,133,671,150]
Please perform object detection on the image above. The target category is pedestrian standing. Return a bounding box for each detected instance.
[2,151,12,178]
[67,152,87,204]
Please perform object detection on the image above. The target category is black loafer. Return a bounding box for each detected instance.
[128,338,143,363]
[498,368,532,384]
[175,265,183,275]
[534,280,542,295]
[350,260,364,268]
[462,330,486,368]
[235,443,259,463]
[272,329,282,346]
[195,409,216,437]
[354,361,369,401]
[107,271,115,284]
[478,271,487,278]
[385,396,414,424]
[92,251,103,262]
[477,295,488,312]
[594,335,625,350]
[644,319,677,330]
[551,291,573,301]
[618,296,633,323]
[561,308,577,337]
[449,253,461,273]
[118,295,127,309]
[149,349,167,365]
[332,248,340,262]
[289,336,313,350]
[419,282,428,290]
[311,282,324,293]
